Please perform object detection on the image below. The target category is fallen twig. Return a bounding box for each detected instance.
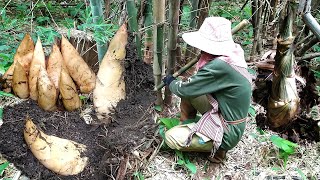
[296,52,320,61]
[116,154,129,180]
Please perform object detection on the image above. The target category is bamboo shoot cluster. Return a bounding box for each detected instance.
[1,34,96,112]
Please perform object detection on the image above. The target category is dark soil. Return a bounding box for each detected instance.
[0,35,157,179]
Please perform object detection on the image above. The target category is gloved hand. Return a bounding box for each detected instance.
[162,75,176,86]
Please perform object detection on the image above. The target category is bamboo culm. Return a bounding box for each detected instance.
[127,0,142,59]
[90,0,107,62]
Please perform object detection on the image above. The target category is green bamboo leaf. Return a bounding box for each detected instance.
[248,105,256,118]
[256,127,265,135]
[0,107,3,119]
[0,45,11,51]
[279,149,289,168]
[177,159,184,165]
[160,118,180,129]
[154,105,162,112]
[79,95,87,100]
[247,68,256,75]
[175,150,184,160]
[270,135,298,154]
[185,162,197,174]
[0,161,9,175]
[159,125,166,139]
[296,168,307,180]
[0,91,14,97]
[271,167,281,171]
[133,171,145,180]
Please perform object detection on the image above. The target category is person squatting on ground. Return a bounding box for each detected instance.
[162,17,252,163]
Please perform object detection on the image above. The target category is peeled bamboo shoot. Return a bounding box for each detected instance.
[60,36,96,94]
[37,66,57,111]
[24,117,88,175]
[93,24,128,124]
[29,37,46,100]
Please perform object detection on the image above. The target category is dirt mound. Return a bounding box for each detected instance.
[0,36,156,179]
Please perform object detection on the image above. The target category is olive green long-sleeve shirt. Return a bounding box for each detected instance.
[169,59,251,150]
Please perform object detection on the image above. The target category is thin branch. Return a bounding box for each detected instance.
[42,0,59,28]
[0,0,12,15]
[296,36,319,56]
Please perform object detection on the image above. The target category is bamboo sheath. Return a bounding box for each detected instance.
[155,19,250,90]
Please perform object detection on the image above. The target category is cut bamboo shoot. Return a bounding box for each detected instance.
[24,117,88,175]
[93,24,128,124]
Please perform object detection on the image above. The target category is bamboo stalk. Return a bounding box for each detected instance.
[127,0,142,59]
[250,0,263,61]
[90,0,107,62]
[302,12,320,41]
[153,0,165,106]
[164,0,181,104]
[104,0,110,18]
[155,21,249,90]
[143,0,153,64]
[231,19,250,34]
[197,0,212,29]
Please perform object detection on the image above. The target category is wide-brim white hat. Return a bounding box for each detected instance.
[182,17,236,56]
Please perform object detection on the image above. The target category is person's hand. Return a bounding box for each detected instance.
[162,75,176,86]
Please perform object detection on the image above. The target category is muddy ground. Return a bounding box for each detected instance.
[0,37,156,179]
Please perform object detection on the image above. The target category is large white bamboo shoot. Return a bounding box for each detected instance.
[24,117,88,175]
[93,24,128,124]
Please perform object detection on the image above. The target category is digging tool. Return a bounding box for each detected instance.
[155,19,250,90]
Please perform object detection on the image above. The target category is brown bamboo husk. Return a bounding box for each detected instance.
[267,1,299,128]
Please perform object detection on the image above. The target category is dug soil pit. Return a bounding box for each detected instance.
[0,38,157,179]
